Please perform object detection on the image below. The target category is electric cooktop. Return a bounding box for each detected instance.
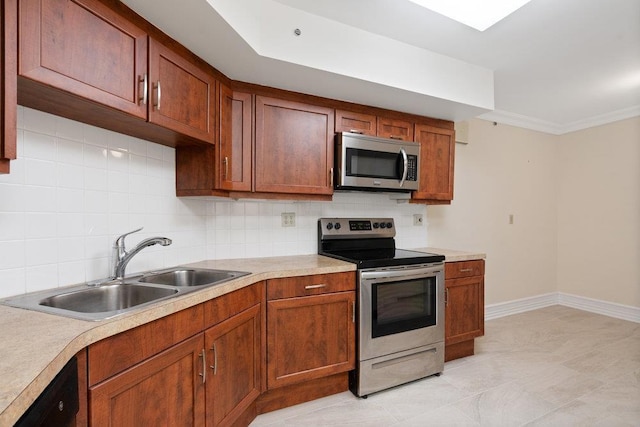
[317,217,444,269]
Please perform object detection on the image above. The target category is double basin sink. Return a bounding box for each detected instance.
[3,267,250,321]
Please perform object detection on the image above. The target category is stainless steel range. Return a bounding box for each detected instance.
[318,217,445,397]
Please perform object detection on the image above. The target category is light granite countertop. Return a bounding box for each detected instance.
[0,254,356,426]
[412,247,486,262]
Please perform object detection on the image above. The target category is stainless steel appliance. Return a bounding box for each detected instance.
[335,132,420,192]
[318,217,445,397]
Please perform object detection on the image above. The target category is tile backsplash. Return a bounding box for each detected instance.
[0,107,428,298]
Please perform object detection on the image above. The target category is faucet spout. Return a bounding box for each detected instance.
[112,228,172,280]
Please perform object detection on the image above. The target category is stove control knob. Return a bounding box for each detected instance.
[335,223,341,230]
[379,222,386,229]
[326,222,333,230]
[372,222,379,229]
[386,222,393,229]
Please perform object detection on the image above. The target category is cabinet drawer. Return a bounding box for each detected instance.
[445,260,484,279]
[267,272,355,300]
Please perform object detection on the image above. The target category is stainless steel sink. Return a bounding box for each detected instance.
[39,284,178,313]
[138,269,248,287]
[1,267,251,321]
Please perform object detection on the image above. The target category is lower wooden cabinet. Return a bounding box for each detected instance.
[89,334,206,427]
[444,260,485,361]
[87,283,264,427]
[205,304,261,427]
[265,273,356,390]
[83,274,360,426]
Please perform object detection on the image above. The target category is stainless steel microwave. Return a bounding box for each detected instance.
[335,132,420,192]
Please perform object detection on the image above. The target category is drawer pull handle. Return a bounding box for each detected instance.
[139,74,148,105]
[154,81,162,111]
[304,284,326,290]
[349,129,364,134]
[389,135,403,140]
[199,349,206,384]
[459,268,474,273]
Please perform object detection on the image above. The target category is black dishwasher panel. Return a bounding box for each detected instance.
[15,356,79,427]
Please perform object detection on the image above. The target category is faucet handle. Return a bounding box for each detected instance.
[114,227,143,248]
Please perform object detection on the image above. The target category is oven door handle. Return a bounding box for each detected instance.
[361,266,441,281]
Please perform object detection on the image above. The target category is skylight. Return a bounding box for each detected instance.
[407,0,533,31]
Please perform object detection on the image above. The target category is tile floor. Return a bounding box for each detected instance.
[251,306,640,426]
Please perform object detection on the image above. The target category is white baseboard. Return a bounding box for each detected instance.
[485,293,558,321]
[485,292,640,323]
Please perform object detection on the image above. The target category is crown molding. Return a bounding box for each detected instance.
[479,105,640,135]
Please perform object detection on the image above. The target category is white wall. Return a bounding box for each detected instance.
[427,119,559,305]
[0,107,427,298]
[557,117,640,307]
[428,117,640,310]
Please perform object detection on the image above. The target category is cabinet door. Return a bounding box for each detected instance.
[19,0,148,119]
[267,292,355,389]
[205,304,261,427]
[218,84,252,191]
[89,334,206,427]
[377,117,414,140]
[149,38,216,143]
[413,124,455,201]
[1,0,17,174]
[445,275,484,345]
[255,96,334,195]
[335,109,376,136]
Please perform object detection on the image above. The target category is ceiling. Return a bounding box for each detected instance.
[122,0,640,134]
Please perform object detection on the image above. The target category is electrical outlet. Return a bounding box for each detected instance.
[413,214,424,226]
[281,212,296,227]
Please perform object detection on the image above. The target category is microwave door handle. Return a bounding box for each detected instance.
[399,148,408,187]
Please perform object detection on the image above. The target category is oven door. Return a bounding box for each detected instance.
[358,264,444,361]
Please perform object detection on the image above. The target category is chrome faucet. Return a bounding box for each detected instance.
[112,228,172,280]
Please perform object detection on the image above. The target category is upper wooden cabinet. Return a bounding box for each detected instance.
[377,116,414,141]
[335,110,376,136]
[255,96,334,196]
[17,0,216,145]
[1,0,16,174]
[19,0,148,118]
[412,124,455,202]
[335,110,414,141]
[218,84,252,192]
[148,38,216,143]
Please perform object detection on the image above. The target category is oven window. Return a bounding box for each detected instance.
[346,148,401,180]
[372,277,436,338]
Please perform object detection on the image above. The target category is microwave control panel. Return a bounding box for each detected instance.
[407,155,418,181]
